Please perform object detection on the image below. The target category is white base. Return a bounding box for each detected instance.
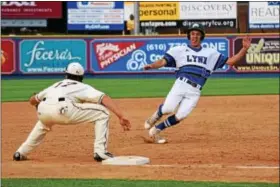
[102,156,150,166]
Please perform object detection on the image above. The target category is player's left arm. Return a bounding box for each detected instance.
[226,36,251,66]
[29,93,40,106]
[29,85,53,106]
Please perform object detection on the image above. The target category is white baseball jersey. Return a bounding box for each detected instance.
[147,44,229,124]
[36,79,105,104]
[17,79,111,157]
[163,44,228,87]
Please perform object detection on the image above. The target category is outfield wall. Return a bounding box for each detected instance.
[1,34,279,77]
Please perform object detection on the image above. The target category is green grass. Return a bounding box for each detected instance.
[1,78,279,102]
[1,179,279,187]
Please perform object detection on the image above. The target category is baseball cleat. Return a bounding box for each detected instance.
[94,152,114,162]
[144,111,162,129]
[13,152,27,161]
[144,120,152,129]
[148,126,167,144]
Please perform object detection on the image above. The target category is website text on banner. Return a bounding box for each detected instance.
[90,37,229,73]
[19,39,87,74]
[67,1,124,31]
[249,1,280,29]
[1,40,16,75]
[180,2,237,28]
[1,1,62,18]
[136,2,237,29]
[233,36,279,73]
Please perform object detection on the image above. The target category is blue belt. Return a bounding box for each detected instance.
[179,77,202,90]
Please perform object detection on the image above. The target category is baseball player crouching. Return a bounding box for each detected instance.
[143,23,251,144]
[13,62,131,162]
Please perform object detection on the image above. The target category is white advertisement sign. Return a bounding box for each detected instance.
[249,2,280,29]
[179,2,237,19]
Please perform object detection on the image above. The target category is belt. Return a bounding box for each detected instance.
[42,97,65,102]
[179,77,202,90]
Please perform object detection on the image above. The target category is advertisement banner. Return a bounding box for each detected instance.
[1,1,62,18]
[140,21,178,28]
[233,36,279,72]
[181,19,236,28]
[180,2,237,28]
[19,39,87,74]
[90,37,230,73]
[1,19,47,27]
[139,2,179,28]
[67,1,124,31]
[1,40,15,74]
[249,2,280,29]
[139,2,179,21]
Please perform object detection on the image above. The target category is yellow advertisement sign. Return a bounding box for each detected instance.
[139,2,179,21]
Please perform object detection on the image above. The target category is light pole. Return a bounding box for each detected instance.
[133,2,140,35]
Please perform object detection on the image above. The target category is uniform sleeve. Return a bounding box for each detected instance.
[79,85,105,104]
[36,86,53,101]
[163,47,178,67]
[36,81,64,101]
[213,52,228,71]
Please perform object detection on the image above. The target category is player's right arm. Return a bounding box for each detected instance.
[143,46,178,70]
[79,85,131,131]
[101,95,131,131]
[143,58,167,70]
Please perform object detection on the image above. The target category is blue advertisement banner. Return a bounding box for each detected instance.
[19,39,87,74]
[90,37,230,73]
[67,1,124,31]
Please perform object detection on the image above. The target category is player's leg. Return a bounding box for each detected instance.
[145,79,184,129]
[149,86,201,143]
[93,116,113,161]
[13,120,51,161]
[68,103,113,161]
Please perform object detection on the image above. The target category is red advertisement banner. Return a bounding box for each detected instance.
[1,40,16,74]
[93,41,145,70]
[1,1,62,18]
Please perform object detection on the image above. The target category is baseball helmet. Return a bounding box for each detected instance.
[65,62,84,76]
[187,23,205,41]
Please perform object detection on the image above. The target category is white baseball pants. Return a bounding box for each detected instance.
[161,78,201,120]
[16,97,110,157]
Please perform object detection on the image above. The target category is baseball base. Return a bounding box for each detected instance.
[102,156,150,165]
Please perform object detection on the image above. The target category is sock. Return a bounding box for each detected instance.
[156,114,180,131]
[157,104,163,118]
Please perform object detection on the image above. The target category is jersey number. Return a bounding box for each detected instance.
[55,82,77,88]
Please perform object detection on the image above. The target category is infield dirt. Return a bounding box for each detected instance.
[2,95,279,182]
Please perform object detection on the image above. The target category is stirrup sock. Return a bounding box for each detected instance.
[156,114,179,131]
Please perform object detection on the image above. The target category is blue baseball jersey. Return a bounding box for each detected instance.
[163,44,228,87]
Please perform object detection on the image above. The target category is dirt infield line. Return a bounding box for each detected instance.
[142,164,279,169]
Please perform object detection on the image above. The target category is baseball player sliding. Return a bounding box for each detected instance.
[143,23,251,144]
[13,62,131,162]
